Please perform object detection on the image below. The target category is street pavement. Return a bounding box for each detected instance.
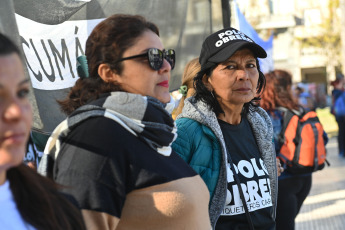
[295,137,345,230]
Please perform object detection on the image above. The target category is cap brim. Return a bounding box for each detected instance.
[208,41,267,64]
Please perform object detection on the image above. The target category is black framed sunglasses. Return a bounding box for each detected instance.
[116,48,175,70]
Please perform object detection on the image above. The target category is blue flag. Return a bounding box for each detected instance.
[235,4,274,73]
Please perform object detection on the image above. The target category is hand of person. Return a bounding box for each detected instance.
[276,158,284,176]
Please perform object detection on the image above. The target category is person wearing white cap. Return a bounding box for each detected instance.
[172,27,279,230]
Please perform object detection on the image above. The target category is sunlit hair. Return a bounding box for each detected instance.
[260,69,299,112]
[173,57,200,119]
[194,53,266,116]
[59,14,160,115]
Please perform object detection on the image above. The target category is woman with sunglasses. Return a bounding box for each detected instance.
[38,14,211,230]
[172,27,278,229]
[0,33,85,230]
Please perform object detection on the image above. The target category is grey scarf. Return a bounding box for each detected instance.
[38,92,177,177]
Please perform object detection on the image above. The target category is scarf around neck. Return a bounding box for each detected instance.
[38,92,177,177]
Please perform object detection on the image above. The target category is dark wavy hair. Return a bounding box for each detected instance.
[59,14,159,115]
[7,165,86,230]
[0,33,85,230]
[193,56,266,116]
[260,69,299,112]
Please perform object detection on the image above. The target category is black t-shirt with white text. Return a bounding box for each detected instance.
[216,117,275,230]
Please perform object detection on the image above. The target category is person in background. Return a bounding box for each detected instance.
[293,84,315,112]
[0,33,85,230]
[172,27,279,230]
[330,74,345,156]
[38,14,211,230]
[260,70,327,230]
[172,57,200,119]
[24,132,44,169]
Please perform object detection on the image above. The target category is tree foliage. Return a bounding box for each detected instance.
[296,0,341,68]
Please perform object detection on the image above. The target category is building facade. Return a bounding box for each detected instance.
[233,0,343,106]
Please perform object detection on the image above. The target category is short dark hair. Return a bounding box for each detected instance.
[193,57,266,116]
[59,14,160,115]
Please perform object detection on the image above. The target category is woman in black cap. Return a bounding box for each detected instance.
[172,27,279,229]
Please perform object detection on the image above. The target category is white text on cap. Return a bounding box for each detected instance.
[215,29,254,47]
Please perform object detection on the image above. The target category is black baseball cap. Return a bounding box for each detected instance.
[199,27,267,70]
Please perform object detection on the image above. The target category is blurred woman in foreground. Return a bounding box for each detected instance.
[0,33,85,230]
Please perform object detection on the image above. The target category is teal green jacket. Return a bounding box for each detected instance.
[172,118,221,201]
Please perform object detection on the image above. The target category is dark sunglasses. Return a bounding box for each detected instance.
[116,48,175,70]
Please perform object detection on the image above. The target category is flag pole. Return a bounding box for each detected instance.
[221,0,231,28]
